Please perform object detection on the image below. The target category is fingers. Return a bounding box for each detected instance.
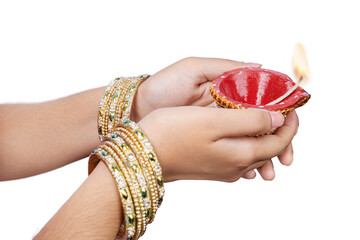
[252,111,299,161]
[242,170,256,179]
[180,57,261,84]
[242,160,275,180]
[278,143,293,166]
[208,108,284,139]
[256,159,275,181]
[194,81,217,107]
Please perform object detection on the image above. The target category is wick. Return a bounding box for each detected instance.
[266,76,303,105]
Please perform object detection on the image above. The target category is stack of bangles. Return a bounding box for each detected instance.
[88,74,165,240]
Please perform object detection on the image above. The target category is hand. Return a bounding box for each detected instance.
[132,57,269,180]
[137,107,299,182]
[133,57,294,180]
[132,57,261,121]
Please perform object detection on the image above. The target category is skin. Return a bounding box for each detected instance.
[138,107,297,182]
[35,161,122,240]
[133,57,295,179]
[35,109,298,239]
[0,57,291,181]
[0,88,104,180]
[0,57,299,239]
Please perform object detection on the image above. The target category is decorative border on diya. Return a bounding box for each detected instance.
[210,83,311,116]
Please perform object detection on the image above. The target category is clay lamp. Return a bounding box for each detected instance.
[210,67,311,117]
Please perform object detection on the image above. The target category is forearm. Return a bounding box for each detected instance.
[34,161,122,240]
[0,87,105,180]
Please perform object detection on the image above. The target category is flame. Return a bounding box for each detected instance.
[293,43,309,78]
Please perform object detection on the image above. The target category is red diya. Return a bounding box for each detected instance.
[210,68,311,115]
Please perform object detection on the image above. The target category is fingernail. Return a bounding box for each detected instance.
[270,112,285,130]
[244,62,262,68]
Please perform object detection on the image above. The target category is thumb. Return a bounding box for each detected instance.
[206,108,284,139]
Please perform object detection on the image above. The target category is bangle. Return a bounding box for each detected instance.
[104,136,150,236]
[89,147,136,239]
[107,78,134,136]
[89,120,164,240]
[98,75,150,141]
[100,144,143,239]
[115,79,136,127]
[98,78,120,139]
[117,120,165,204]
[113,129,159,224]
[120,75,149,121]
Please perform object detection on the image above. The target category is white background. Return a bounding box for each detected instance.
[0,0,359,239]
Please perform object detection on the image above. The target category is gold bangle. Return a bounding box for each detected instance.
[93,74,161,240]
[98,77,123,141]
[121,75,150,121]
[119,120,164,199]
[100,144,143,239]
[115,78,135,125]
[116,120,165,211]
[104,135,150,236]
[98,75,150,141]
[89,147,136,239]
[114,128,159,223]
[108,78,134,135]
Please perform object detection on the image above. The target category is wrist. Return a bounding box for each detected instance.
[131,81,151,122]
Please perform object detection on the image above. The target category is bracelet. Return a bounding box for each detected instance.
[98,77,122,139]
[89,147,136,239]
[115,79,136,127]
[101,144,143,239]
[113,129,159,224]
[104,136,150,236]
[117,120,165,204]
[120,75,149,121]
[89,120,164,240]
[107,77,133,135]
[98,75,150,141]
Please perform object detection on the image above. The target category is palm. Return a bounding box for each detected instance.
[141,73,214,111]
[139,57,256,114]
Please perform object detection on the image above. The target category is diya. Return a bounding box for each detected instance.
[210,67,311,116]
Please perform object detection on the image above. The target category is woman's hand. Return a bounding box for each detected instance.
[132,57,295,180]
[138,107,299,182]
[132,57,275,180]
[132,57,260,121]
